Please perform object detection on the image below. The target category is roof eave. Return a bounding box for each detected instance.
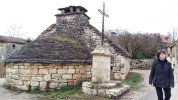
[5,59,92,64]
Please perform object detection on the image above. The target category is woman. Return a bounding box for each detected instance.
[149,50,174,100]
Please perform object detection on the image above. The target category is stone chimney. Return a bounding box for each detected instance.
[55,6,90,34]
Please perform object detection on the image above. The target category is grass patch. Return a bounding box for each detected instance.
[49,85,81,99]
[122,72,142,90]
[36,85,109,100]
[146,64,152,70]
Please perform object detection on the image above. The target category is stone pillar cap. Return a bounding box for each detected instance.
[91,45,112,56]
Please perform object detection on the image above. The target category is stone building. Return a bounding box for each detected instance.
[0,35,26,63]
[0,36,26,77]
[160,35,172,50]
[167,41,178,61]
[5,6,131,91]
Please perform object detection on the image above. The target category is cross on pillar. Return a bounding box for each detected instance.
[98,2,109,45]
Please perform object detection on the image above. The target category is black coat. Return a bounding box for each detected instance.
[149,59,174,88]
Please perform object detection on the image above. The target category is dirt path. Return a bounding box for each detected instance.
[120,69,156,100]
[0,78,39,100]
[120,68,178,100]
[0,87,39,100]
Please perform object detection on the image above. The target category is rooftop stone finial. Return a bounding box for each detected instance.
[58,6,88,14]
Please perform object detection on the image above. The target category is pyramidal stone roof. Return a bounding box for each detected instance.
[6,24,92,63]
[6,6,130,63]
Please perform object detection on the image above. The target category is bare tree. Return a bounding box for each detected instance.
[167,29,178,42]
[5,24,23,38]
[108,30,162,59]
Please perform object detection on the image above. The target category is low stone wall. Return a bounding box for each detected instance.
[6,62,91,91]
[111,57,131,80]
[131,59,154,70]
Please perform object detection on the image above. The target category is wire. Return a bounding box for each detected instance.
[129,2,178,30]
[169,11,178,30]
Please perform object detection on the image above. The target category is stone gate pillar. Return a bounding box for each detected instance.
[91,45,112,83]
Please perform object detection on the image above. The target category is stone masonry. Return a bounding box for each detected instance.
[82,46,130,97]
[130,59,154,70]
[5,6,131,91]
[6,62,91,91]
[56,6,131,80]
[91,45,112,83]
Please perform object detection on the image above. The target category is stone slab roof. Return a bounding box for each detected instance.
[6,30,92,63]
[0,35,26,44]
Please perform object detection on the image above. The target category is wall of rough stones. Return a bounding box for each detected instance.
[6,62,91,91]
[56,13,89,34]
[111,57,131,80]
[130,59,154,70]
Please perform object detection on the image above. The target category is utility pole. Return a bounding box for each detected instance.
[98,2,109,45]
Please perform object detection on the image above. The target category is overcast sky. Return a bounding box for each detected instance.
[1,0,178,39]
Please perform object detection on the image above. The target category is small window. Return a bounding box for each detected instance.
[73,8,76,12]
[12,44,16,49]
[65,9,70,13]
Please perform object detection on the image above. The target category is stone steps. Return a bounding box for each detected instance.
[106,84,130,98]
[82,81,130,98]
[93,80,121,89]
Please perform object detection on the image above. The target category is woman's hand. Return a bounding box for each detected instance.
[170,86,174,88]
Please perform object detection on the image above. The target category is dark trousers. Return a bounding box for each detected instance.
[155,87,171,100]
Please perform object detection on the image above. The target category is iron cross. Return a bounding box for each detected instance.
[98,2,109,45]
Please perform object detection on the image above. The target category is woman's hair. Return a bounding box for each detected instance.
[156,50,166,59]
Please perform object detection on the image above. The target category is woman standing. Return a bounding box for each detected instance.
[149,50,174,100]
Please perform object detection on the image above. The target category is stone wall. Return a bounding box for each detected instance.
[111,56,131,80]
[131,59,154,69]
[56,13,89,34]
[6,62,91,91]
